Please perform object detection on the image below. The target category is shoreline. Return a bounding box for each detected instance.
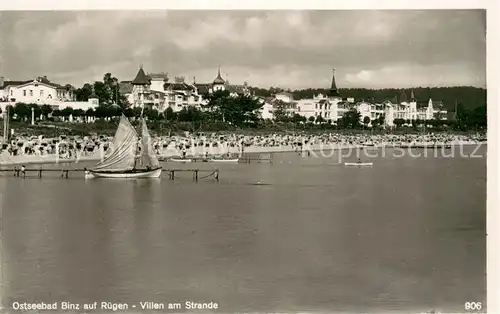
[0,154,102,167]
[0,142,486,167]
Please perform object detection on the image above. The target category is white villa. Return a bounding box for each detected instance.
[258,69,448,127]
[1,68,447,127]
[119,66,252,113]
[0,76,99,113]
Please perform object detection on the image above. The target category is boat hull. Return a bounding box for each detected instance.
[344,162,373,167]
[86,167,162,179]
[170,158,192,163]
[209,158,239,163]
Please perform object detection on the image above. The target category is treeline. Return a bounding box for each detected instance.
[74,73,129,107]
[1,99,486,133]
[249,86,487,112]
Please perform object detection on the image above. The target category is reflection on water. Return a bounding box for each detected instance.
[1,147,486,312]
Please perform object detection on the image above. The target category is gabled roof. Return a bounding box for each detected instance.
[165,82,195,92]
[226,84,248,95]
[1,80,28,88]
[194,83,210,95]
[17,79,61,89]
[132,67,151,85]
[416,101,429,109]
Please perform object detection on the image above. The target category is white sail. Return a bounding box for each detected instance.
[93,115,138,172]
[139,118,160,168]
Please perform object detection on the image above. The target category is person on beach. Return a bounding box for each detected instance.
[21,165,26,178]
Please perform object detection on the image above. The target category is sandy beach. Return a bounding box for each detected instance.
[0,138,484,167]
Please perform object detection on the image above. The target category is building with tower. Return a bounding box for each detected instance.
[211,66,226,93]
[130,65,151,109]
[295,69,342,121]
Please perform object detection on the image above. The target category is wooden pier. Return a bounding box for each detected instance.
[0,167,219,182]
[159,152,274,164]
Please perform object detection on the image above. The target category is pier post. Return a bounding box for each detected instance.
[171,170,175,180]
[61,170,64,178]
[65,170,69,178]
[194,169,198,182]
[215,169,219,182]
[38,169,42,178]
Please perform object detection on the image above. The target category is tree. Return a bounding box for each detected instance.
[123,107,135,118]
[363,116,371,128]
[75,83,93,101]
[72,109,85,117]
[272,100,291,123]
[14,103,30,121]
[393,118,405,128]
[61,107,74,118]
[27,104,42,121]
[144,107,159,121]
[93,81,110,106]
[455,102,470,130]
[85,108,95,118]
[469,105,486,129]
[40,104,53,119]
[177,106,205,125]
[292,113,306,124]
[164,107,175,121]
[316,115,325,124]
[339,108,361,129]
[308,116,316,123]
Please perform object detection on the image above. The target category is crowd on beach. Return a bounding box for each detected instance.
[0,131,487,164]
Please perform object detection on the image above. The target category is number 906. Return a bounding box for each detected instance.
[465,302,482,311]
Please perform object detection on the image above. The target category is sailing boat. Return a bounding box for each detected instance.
[85,115,162,179]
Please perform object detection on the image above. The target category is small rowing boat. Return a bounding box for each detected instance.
[344,162,373,167]
[170,158,192,163]
[209,158,239,163]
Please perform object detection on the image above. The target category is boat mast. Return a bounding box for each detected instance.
[133,104,145,170]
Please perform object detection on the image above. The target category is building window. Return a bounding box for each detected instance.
[315,104,318,109]
[23,90,26,96]
[40,90,44,97]
[29,90,33,96]
[10,90,13,96]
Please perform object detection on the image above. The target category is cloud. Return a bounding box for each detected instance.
[0,10,486,89]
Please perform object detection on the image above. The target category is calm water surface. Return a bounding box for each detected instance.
[0,146,487,313]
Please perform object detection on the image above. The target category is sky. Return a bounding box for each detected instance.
[0,10,486,90]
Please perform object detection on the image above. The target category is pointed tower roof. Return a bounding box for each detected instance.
[329,68,340,97]
[399,90,408,103]
[213,66,225,84]
[132,65,151,85]
[410,90,415,101]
